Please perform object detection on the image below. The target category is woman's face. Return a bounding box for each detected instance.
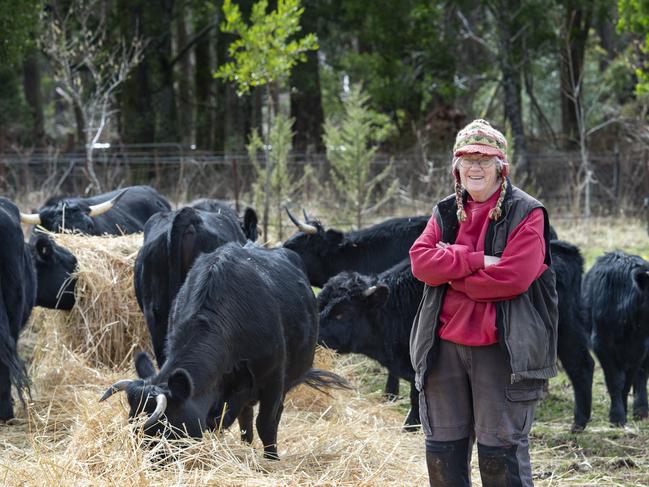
[457,154,501,202]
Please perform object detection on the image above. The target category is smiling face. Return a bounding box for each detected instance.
[456,154,502,202]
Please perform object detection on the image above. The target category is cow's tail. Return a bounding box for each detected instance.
[0,291,29,408]
[299,368,353,395]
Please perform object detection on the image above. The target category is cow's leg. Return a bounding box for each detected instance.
[384,373,400,400]
[557,327,594,432]
[238,405,254,443]
[632,356,649,420]
[596,349,626,426]
[256,374,284,460]
[0,364,13,421]
[403,381,421,431]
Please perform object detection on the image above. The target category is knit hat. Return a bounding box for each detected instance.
[452,119,509,223]
[452,119,509,177]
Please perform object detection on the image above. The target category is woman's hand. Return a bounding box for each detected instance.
[436,242,450,249]
[484,255,501,267]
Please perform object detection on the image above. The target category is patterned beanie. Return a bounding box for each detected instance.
[452,119,509,223]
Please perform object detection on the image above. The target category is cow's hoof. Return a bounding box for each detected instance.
[570,422,586,434]
[633,408,648,421]
[610,419,626,428]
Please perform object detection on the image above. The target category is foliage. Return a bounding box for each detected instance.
[617,0,649,96]
[324,84,397,228]
[215,0,318,96]
[0,0,40,66]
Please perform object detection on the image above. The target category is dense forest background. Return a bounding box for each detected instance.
[1,0,648,225]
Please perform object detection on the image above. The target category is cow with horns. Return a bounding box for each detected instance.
[189,198,260,242]
[0,198,37,421]
[283,208,428,398]
[20,185,171,235]
[102,242,349,459]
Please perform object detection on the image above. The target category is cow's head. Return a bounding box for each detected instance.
[100,352,250,439]
[283,208,344,287]
[317,271,389,353]
[21,189,127,234]
[30,233,78,310]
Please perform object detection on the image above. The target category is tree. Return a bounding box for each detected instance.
[215,0,318,238]
[618,0,649,96]
[324,84,397,229]
[41,0,145,192]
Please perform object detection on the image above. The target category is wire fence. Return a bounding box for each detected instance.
[1,145,648,227]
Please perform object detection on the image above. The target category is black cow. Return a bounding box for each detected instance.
[0,198,37,421]
[283,209,429,288]
[583,251,649,426]
[189,198,259,242]
[29,233,78,310]
[21,185,171,235]
[550,240,594,432]
[284,210,428,397]
[102,242,348,459]
[316,240,595,433]
[134,207,247,367]
[317,259,422,431]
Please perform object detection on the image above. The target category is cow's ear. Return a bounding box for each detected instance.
[242,207,259,241]
[134,351,156,379]
[362,284,389,308]
[325,229,344,246]
[634,269,649,292]
[168,368,194,401]
[34,236,53,262]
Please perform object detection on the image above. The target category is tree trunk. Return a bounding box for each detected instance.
[559,2,592,148]
[492,0,529,178]
[176,3,193,145]
[118,0,155,143]
[22,49,45,146]
[290,49,325,152]
[194,12,214,150]
[155,0,179,142]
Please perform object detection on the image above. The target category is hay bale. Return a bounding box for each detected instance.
[36,231,150,369]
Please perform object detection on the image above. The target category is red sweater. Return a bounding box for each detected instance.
[409,191,547,346]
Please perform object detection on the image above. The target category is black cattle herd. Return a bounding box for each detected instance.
[0,185,648,459]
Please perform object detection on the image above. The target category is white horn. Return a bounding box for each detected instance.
[143,393,168,429]
[89,188,129,217]
[363,286,378,297]
[20,212,41,225]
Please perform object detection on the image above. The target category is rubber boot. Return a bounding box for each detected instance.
[478,443,533,487]
[425,437,471,487]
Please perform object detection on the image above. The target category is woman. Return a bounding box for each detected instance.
[409,119,558,486]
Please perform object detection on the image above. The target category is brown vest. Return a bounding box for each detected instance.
[409,182,559,389]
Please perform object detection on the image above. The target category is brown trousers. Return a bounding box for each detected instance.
[420,340,544,485]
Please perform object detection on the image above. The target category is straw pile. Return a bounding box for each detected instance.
[35,231,151,369]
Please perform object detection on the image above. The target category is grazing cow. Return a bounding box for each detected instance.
[189,198,260,242]
[102,242,348,459]
[0,198,37,421]
[583,251,649,426]
[284,209,429,397]
[20,185,171,235]
[317,259,423,430]
[550,240,594,432]
[134,207,247,367]
[30,233,78,310]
